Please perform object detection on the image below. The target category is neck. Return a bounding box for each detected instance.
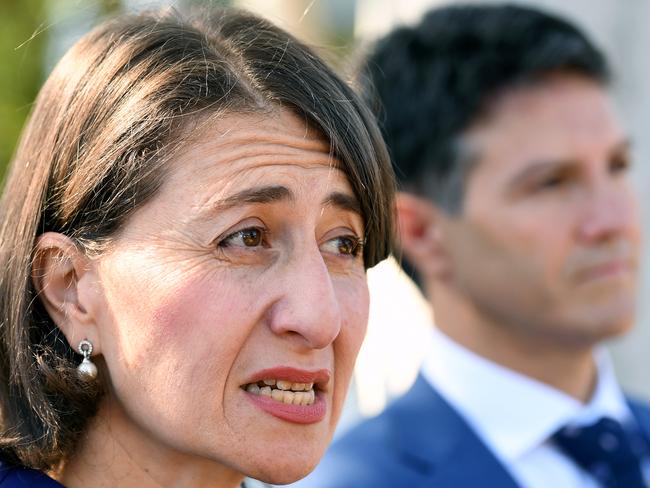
[57,397,244,488]
[429,282,598,403]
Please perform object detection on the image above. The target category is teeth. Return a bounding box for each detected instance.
[277,380,292,390]
[244,381,316,405]
[257,379,314,392]
[293,392,305,405]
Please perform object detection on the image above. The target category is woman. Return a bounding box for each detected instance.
[0,7,394,487]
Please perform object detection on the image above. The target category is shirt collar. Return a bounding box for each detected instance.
[420,327,631,462]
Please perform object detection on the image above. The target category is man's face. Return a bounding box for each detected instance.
[439,74,641,345]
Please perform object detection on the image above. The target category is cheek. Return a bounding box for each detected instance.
[333,275,369,387]
[625,195,642,247]
[446,216,569,315]
[337,274,369,341]
[471,204,571,279]
[97,257,257,412]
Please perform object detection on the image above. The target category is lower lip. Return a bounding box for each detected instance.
[244,391,326,424]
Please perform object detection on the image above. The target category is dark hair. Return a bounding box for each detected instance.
[0,7,395,470]
[360,3,609,213]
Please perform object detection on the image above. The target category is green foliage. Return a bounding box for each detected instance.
[0,0,47,181]
[0,0,128,183]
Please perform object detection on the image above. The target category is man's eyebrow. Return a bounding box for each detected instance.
[211,185,293,213]
[508,159,576,187]
[508,139,633,189]
[323,191,362,216]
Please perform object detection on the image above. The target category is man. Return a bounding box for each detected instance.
[295,4,650,488]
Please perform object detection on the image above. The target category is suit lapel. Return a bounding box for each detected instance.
[389,375,521,487]
[627,397,650,441]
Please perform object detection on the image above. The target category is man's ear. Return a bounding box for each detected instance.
[396,192,452,280]
[32,232,101,355]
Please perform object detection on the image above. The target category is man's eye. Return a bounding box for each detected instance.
[610,154,631,174]
[219,227,265,248]
[321,235,364,257]
[539,175,565,189]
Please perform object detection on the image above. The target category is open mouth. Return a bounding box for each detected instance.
[241,368,330,423]
[242,379,316,406]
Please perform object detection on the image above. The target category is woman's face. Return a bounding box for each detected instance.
[87,110,369,483]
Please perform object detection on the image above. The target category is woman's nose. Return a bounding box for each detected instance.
[267,247,342,350]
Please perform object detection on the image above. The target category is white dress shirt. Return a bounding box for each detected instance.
[420,327,634,488]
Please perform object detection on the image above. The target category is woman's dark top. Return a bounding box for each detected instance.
[0,461,64,487]
[0,460,254,486]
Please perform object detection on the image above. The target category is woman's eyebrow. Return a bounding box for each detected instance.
[212,185,293,212]
[203,186,360,218]
[323,191,362,216]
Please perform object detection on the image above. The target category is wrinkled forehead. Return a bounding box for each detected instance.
[157,109,357,214]
[171,109,341,179]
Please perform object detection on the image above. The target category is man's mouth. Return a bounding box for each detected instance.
[243,379,316,406]
[577,259,635,283]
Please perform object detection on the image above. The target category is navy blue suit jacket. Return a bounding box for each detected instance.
[0,462,64,487]
[294,374,650,488]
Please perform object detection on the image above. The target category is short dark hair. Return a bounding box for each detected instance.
[360,3,609,213]
[0,7,395,470]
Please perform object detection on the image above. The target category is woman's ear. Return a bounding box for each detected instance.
[395,192,452,281]
[32,232,101,354]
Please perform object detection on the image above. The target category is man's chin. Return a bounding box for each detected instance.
[567,301,636,344]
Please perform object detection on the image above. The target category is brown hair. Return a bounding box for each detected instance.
[0,7,395,470]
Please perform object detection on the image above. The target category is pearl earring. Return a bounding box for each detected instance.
[77,339,97,379]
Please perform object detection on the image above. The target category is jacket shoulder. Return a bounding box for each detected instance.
[627,395,650,429]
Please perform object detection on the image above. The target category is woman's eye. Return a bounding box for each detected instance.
[219,227,265,248]
[539,175,565,189]
[321,235,364,258]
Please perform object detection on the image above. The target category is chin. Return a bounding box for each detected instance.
[232,400,341,484]
[245,453,320,485]
[236,431,328,485]
[599,296,636,334]
[597,315,635,340]
[569,298,637,344]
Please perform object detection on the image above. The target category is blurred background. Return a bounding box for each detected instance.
[1,0,649,431]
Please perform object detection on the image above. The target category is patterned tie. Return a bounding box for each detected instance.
[553,417,650,487]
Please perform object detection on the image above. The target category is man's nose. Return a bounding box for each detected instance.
[577,181,639,244]
[267,246,342,350]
